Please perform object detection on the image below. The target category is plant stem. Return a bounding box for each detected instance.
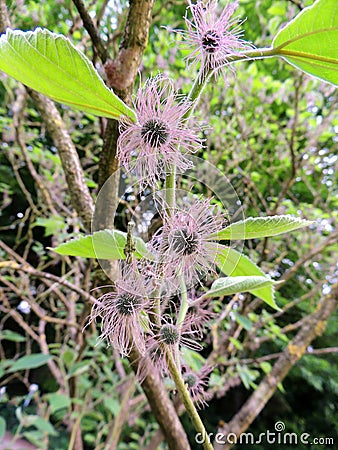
[165,165,177,210]
[177,274,189,329]
[186,70,212,105]
[166,349,214,450]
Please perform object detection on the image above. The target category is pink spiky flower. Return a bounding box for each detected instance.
[183,365,213,408]
[150,198,225,287]
[138,313,203,379]
[117,76,203,189]
[183,0,250,81]
[89,266,149,357]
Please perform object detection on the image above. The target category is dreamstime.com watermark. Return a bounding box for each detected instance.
[195,421,335,446]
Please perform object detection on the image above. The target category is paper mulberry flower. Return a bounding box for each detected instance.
[89,266,149,356]
[117,76,203,189]
[183,365,213,408]
[139,313,203,378]
[151,198,225,287]
[183,0,250,80]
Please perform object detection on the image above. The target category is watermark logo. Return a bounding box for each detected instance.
[195,421,335,446]
[274,421,285,432]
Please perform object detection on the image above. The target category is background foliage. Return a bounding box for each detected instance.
[0,0,337,449]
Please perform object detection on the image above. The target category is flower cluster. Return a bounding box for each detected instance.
[90,0,251,412]
[89,197,224,405]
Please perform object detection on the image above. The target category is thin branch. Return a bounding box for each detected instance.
[98,0,156,196]
[28,89,94,231]
[128,346,191,450]
[0,0,10,32]
[214,282,338,450]
[12,85,59,216]
[104,378,135,450]
[220,347,338,368]
[278,230,338,287]
[72,0,109,63]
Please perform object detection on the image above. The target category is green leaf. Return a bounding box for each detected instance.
[228,337,243,351]
[260,361,272,374]
[233,313,253,331]
[0,329,26,342]
[236,364,258,390]
[31,417,58,436]
[62,349,77,368]
[0,417,5,439]
[50,229,152,260]
[103,397,120,417]
[46,393,71,414]
[180,348,206,371]
[273,0,338,85]
[204,276,275,298]
[211,215,313,240]
[8,354,52,372]
[0,28,136,120]
[33,216,66,237]
[215,246,279,310]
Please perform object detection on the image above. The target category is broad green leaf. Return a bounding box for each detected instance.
[46,393,71,414]
[215,246,279,310]
[103,397,121,417]
[228,337,243,351]
[236,364,259,390]
[204,276,274,298]
[211,215,313,240]
[260,361,272,374]
[33,216,66,237]
[273,0,338,85]
[0,330,26,342]
[9,354,52,372]
[62,349,77,368]
[233,313,253,331]
[24,416,58,436]
[0,28,136,120]
[50,229,152,260]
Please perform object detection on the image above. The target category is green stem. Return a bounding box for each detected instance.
[165,165,177,210]
[167,349,214,450]
[186,69,212,105]
[177,274,189,330]
[226,46,281,63]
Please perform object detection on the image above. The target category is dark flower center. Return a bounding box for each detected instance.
[141,119,169,148]
[115,292,142,315]
[202,30,221,53]
[160,324,179,345]
[169,228,199,255]
[184,373,197,387]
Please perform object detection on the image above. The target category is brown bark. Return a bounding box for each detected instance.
[214,282,338,450]
[28,89,94,231]
[98,0,156,192]
[129,347,191,450]
[0,0,10,32]
[72,0,109,63]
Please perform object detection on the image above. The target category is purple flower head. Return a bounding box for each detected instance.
[139,312,203,379]
[183,0,250,81]
[151,198,225,288]
[117,76,203,189]
[89,265,149,356]
[182,365,213,408]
